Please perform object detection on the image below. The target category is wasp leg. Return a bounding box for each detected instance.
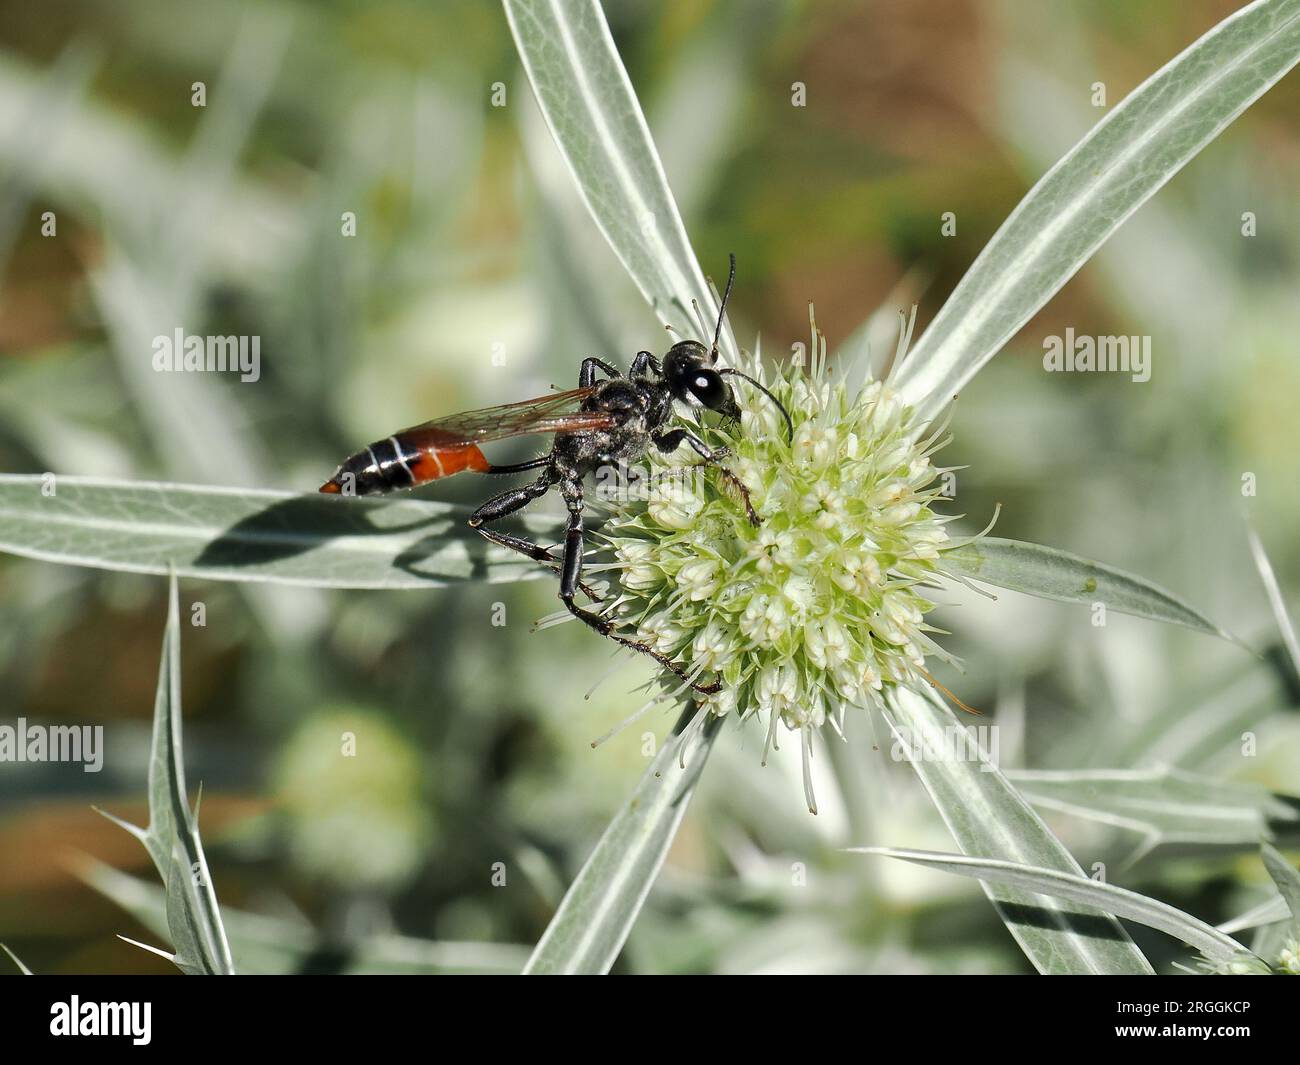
[579,357,622,387]
[629,350,660,378]
[653,428,760,527]
[557,478,721,695]
[485,456,551,475]
[467,475,602,602]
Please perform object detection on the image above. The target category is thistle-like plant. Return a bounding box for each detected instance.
[502,0,1300,975]
[1,0,1299,977]
[594,316,980,813]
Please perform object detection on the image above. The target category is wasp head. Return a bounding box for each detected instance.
[663,340,741,420]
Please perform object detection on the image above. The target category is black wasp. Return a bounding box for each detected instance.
[320,256,792,693]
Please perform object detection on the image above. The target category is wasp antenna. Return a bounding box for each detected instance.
[710,252,737,365]
[721,368,793,442]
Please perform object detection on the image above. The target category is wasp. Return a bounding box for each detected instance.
[320,256,791,693]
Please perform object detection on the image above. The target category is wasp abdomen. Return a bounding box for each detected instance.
[319,433,489,496]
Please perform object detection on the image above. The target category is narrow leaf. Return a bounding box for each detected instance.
[854,846,1268,971]
[1260,842,1300,928]
[1,943,33,975]
[503,0,733,359]
[895,0,1300,424]
[945,536,1235,641]
[97,571,235,975]
[1246,525,1300,677]
[524,708,720,975]
[78,858,528,975]
[1219,895,1290,935]
[0,475,551,588]
[883,684,1154,973]
[1009,766,1296,861]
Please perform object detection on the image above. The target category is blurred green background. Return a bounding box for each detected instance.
[1,0,1298,974]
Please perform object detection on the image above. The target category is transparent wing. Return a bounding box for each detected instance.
[399,386,615,448]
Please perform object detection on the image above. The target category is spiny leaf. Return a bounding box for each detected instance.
[78,858,529,975]
[95,571,235,975]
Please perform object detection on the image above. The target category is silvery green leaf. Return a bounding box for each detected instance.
[895,0,1300,425]
[1008,766,1296,861]
[945,537,1236,642]
[1218,895,1290,935]
[524,710,721,975]
[1,944,33,975]
[503,0,733,360]
[79,859,528,975]
[883,685,1153,973]
[1115,666,1280,770]
[1260,841,1300,929]
[1246,525,1300,676]
[0,475,551,588]
[95,572,234,975]
[853,846,1268,971]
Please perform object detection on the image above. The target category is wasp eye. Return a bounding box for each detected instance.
[688,371,728,410]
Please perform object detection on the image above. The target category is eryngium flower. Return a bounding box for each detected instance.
[597,313,988,811]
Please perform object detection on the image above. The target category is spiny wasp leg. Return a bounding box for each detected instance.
[557,480,721,695]
[468,477,603,602]
[579,357,622,388]
[653,430,760,527]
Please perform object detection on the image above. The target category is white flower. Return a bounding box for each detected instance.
[599,314,986,810]
[757,661,799,719]
[1280,938,1300,975]
[691,620,731,672]
[647,479,703,529]
[676,557,720,601]
[805,618,849,670]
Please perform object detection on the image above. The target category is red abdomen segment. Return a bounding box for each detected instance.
[407,441,491,483]
[319,432,489,496]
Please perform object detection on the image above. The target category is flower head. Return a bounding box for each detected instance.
[598,312,981,810]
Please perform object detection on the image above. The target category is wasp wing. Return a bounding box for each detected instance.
[354,386,616,486]
[320,388,619,494]
[399,386,614,447]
